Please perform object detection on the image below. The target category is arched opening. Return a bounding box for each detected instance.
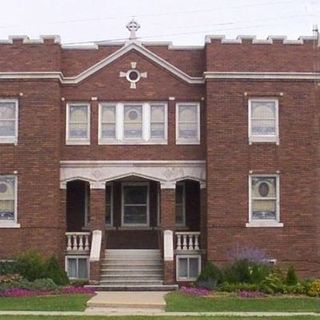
[66,180,90,232]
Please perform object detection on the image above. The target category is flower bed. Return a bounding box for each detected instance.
[0,286,95,298]
[180,286,210,296]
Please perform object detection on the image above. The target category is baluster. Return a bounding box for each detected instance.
[188,234,193,250]
[194,234,200,250]
[66,235,72,251]
[176,234,182,250]
[78,234,84,251]
[182,234,188,250]
[72,235,77,251]
[84,234,90,251]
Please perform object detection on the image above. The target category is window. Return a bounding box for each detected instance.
[0,176,19,228]
[66,103,90,144]
[122,183,149,226]
[249,99,279,144]
[247,175,283,227]
[176,255,201,281]
[98,102,167,144]
[66,256,89,279]
[175,182,186,226]
[176,103,200,144]
[0,99,18,144]
[105,184,113,226]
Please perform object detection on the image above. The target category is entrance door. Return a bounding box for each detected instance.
[121,182,149,227]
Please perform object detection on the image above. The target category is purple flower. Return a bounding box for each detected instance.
[180,286,209,296]
[60,286,95,295]
[238,290,266,298]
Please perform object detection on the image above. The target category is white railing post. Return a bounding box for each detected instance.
[176,234,182,250]
[90,230,102,262]
[67,234,72,251]
[164,230,174,261]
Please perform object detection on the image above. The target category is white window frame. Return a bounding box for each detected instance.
[98,102,168,145]
[66,103,90,145]
[248,98,279,144]
[0,175,20,228]
[176,102,200,145]
[0,99,18,144]
[176,255,201,281]
[65,256,89,280]
[246,174,283,228]
[176,182,186,227]
[121,182,150,227]
[105,183,114,227]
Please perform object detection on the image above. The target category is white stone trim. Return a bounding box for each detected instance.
[164,230,174,261]
[60,160,206,189]
[89,230,102,262]
[204,72,319,80]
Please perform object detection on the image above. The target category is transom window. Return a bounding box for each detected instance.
[176,103,200,144]
[99,102,167,144]
[249,99,279,144]
[0,99,18,144]
[122,183,149,226]
[66,103,90,144]
[248,175,282,227]
[0,176,17,224]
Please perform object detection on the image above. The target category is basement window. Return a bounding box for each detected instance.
[65,256,89,279]
[176,255,201,281]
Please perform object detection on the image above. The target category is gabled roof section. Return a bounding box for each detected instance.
[62,42,205,84]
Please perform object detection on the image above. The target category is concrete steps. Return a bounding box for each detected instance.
[95,249,177,291]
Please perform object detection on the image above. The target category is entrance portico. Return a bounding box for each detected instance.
[61,160,206,286]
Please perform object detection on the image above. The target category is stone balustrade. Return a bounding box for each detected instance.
[65,232,91,253]
[175,231,200,251]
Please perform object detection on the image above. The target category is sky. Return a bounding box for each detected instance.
[0,0,319,45]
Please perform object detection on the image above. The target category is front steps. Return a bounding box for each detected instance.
[92,249,177,291]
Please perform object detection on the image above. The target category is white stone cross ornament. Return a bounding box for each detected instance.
[126,19,140,40]
[119,62,147,89]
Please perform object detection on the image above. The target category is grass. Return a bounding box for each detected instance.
[0,294,91,311]
[165,292,320,312]
[1,317,320,320]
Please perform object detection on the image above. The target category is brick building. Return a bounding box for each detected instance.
[0,21,319,288]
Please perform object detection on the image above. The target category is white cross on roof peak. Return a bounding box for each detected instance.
[126,19,140,40]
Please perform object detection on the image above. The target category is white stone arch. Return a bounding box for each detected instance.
[60,176,95,189]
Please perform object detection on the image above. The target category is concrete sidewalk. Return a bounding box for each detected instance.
[0,310,320,317]
[86,291,168,312]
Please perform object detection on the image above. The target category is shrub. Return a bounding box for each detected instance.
[15,251,47,281]
[0,274,22,284]
[260,271,285,294]
[223,259,271,285]
[31,278,58,291]
[197,262,223,289]
[307,279,320,297]
[286,265,298,286]
[218,282,259,292]
[45,256,69,286]
[70,279,89,287]
[0,261,18,275]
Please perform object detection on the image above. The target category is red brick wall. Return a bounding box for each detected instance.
[205,79,319,276]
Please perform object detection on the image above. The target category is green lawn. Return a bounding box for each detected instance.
[0,294,91,311]
[1,317,320,320]
[165,292,320,312]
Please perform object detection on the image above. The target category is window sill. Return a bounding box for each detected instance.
[98,140,168,145]
[0,222,21,228]
[0,138,17,145]
[66,140,90,145]
[249,136,279,145]
[176,140,200,145]
[246,221,283,228]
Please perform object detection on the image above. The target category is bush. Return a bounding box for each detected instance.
[286,265,298,286]
[15,251,47,281]
[197,262,223,288]
[32,278,59,291]
[218,282,259,292]
[0,261,18,275]
[307,279,320,297]
[45,256,69,286]
[260,271,285,294]
[223,259,271,285]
